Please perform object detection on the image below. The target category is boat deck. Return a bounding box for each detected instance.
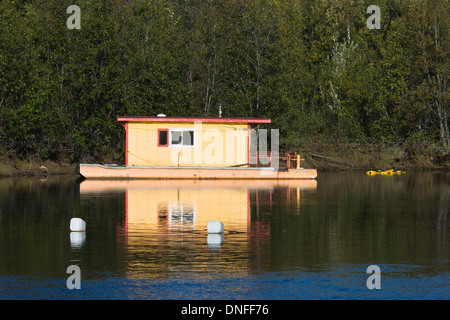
[78,164,317,180]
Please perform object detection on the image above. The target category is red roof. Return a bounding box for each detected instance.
[117,116,271,124]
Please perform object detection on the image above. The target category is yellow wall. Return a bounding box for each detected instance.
[127,122,249,167]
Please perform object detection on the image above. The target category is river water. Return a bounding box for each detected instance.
[0,171,448,300]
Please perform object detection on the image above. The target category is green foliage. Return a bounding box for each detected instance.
[0,0,448,162]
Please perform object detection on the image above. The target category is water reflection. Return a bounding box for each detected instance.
[1,173,448,299]
[79,180,317,278]
[70,232,86,249]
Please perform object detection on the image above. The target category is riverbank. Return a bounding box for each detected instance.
[299,141,450,171]
[304,151,450,171]
[0,157,78,178]
[0,150,448,178]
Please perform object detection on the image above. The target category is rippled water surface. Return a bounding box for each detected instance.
[0,172,449,299]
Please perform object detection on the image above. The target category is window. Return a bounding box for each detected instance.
[170,129,194,147]
[158,129,168,147]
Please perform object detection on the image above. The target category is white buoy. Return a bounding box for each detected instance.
[70,218,86,232]
[207,221,224,234]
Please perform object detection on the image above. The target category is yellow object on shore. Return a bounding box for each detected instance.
[366,169,405,175]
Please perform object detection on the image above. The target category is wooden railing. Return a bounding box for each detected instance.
[249,151,304,169]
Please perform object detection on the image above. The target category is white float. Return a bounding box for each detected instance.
[207,220,224,234]
[70,218,86,232]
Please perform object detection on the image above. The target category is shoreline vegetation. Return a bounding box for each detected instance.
[0,145,448,178]
[0,1,448,172]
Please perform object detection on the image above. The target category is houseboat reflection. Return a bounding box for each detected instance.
[79,180,317,278]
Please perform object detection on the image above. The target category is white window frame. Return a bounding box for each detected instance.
[169,128,196,148]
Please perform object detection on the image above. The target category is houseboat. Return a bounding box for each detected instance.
[77,115,317,180]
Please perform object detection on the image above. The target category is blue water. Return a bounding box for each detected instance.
[2,264,449,300]
[0,172,449,300]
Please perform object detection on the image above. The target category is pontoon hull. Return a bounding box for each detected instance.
[78,164,317,180]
